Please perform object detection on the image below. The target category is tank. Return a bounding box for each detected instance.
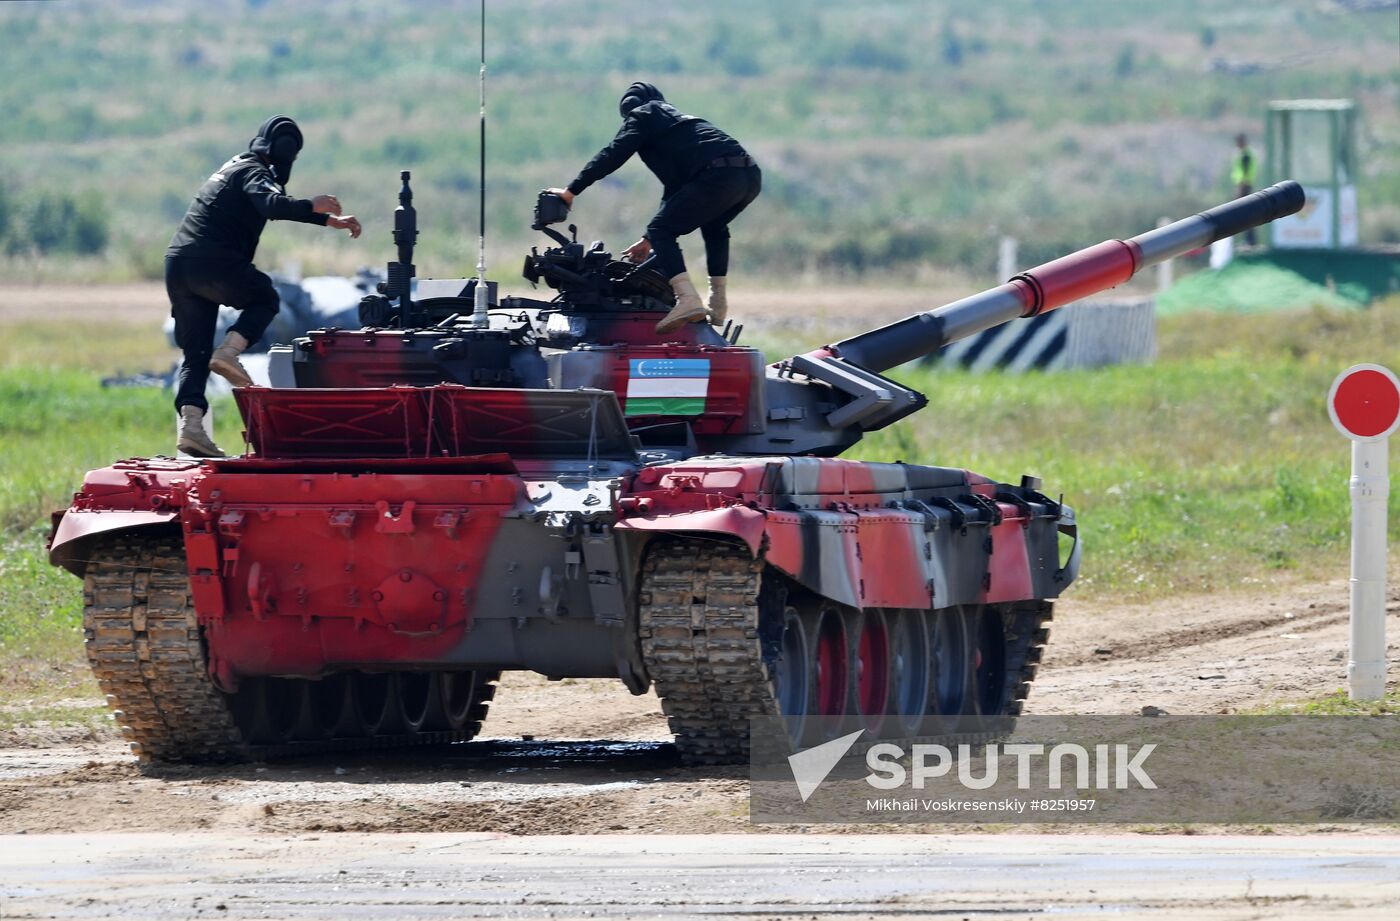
[48,178,1305,763]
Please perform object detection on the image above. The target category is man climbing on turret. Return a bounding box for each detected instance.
[549,82,762,334]
[165,115,362,457]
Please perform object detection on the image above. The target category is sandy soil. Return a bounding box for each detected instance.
[1,573,1395,838]
[0,283,168,325]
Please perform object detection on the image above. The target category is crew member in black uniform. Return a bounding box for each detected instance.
[165,115,361,457]
[550,82,761,334]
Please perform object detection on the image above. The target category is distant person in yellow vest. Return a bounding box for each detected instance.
[1232,133,1258,245]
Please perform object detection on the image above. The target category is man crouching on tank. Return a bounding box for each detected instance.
[549,82,761,334]
[165,115,362,457]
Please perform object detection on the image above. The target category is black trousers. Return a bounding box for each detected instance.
[166,255,279,412]
[647,165,761,279]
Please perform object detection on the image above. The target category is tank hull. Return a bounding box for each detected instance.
[52,450,1075,683]
[51,435,1075,763]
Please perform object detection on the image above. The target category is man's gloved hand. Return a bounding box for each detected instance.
[622,238,652,264]
[312,195,343,216]
[545,188,575,207]
[327,214,362,239]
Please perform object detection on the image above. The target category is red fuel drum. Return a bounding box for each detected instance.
[47,181,1303,763]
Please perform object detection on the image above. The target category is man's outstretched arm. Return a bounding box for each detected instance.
[242,172,360,237]
[561,119,648,199]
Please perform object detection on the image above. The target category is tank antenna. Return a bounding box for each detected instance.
[471,0,489,329]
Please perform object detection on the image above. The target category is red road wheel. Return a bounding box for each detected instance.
[851,610,890,735]
[809,605,848,742]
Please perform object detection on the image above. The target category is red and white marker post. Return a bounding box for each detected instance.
[1327,364,1400,701]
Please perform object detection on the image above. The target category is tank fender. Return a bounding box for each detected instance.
[48,509,181,577]
[761,500,1073,611]
[46,458,203,577]
[613,505,767,556]
[1055,505,1082,587]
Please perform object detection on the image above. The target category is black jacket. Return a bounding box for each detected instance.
[167,153,327,261]
[567,101,748,201]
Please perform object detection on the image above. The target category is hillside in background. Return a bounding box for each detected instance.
[0,0,1396,285]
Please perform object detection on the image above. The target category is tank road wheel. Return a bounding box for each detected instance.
[234,677,306,745]
[888,610,932,737]
[808,604,849,744]
[306,673,354,739]
[439,671,477,729]
[437,670,499,737]
[772,605,812,747]
[83,535,245,762]
[927,607,971,721]
[395,672,436,734]
[353,672,403,737]
[848,609,891,736]
[973,607,1009,716]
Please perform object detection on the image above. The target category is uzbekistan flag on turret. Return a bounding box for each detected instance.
[625,358,710,416]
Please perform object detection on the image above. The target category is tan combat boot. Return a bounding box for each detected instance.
[176,405,224,458]
[209,330,254,387]
[655,273,709,334]
[707,276,728,327]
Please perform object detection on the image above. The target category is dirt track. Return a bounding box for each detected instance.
[2,572,1395,838]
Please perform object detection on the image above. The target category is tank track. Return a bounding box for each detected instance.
[638,538,1052,765]
[638,540,777,764]
[83,535,497,763]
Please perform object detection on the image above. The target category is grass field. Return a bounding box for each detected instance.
[4,295,1399,720]
[1253,688,1400,716]
[1,0,1396,284]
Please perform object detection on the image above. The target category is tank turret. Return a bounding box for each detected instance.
[270,180,1304,457]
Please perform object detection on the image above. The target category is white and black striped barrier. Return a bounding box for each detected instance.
[922,297,1156,373]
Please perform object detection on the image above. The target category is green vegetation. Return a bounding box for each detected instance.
[0,0,1396,284]
[0,180,109,258]
[0,325,233,715]
[1252,688,1400,716]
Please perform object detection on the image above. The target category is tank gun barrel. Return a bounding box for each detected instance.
[829,181,1305,373]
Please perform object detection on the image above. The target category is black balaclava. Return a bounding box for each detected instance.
[619,82,664,118]
[249,115,304,183]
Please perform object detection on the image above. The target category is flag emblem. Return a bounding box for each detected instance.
[625,358,710,416]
